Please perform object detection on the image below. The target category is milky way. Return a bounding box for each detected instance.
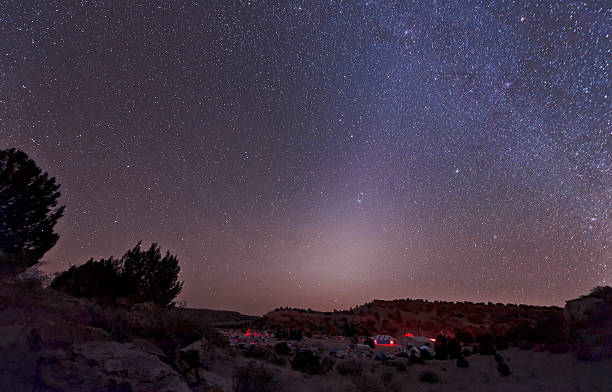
[1,1,610,314]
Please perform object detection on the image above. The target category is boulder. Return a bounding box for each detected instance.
[36,341,192,392]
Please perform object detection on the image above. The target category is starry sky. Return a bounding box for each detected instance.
[1,1,610,315]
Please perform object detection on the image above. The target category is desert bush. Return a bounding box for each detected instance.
[244,345,272,360]
[409,353,423,364]
[419,349,433,361]
[337,359,364,376]
[381,371,394,385]
[268,353,287,366]
[478,334,496,355]
[455,330,474,343]
[364,337,375,349]
[274,342,291,356]
[291,350,332,375]
[573,343,610,361]
[389,360,407,372]
[418,370,440,383]
[494,336,509,350]
[448,338,462,359]
[497,361,510,377]
[456,355,469,368]
[434,335,448,360]
[89,304,208,355]
[233,362,279,392]
[142,307,208,355]
[351,375,386,392]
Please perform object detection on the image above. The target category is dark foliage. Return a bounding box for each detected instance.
[456,355,469,368]
[291,350,332,375]
[51,242,183,306]
[494,336,509,350]
[455,330,474,343]
[434,335,448,360]
[337,359,363,376]
[275,329,303,341]
[389,360,407,372]
[418,370,440,383]
[448,338,462,359]
[364,337,375,349]
[419,349,433,361]
[588,286,612,299]
[0,149,65,275]
[233,363,280,392]
[341,322,357,337]
[274,342,291,356]
[477,334,497,355]
[50,258,127,302]
[409,353,423,364]
[496,361,510,377]
[122,242,183,306]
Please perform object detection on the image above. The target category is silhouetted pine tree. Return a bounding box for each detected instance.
[0,149,64,274]
[50,257,127,301]
[122,242,183,306]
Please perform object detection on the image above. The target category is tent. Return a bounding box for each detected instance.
[372,335,397,346]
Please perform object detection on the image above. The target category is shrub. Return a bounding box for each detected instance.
[409,353,423,364]
[435,335,448,360]
[337,359,363,376]
[497,361,510,377]
[456,330,474,343]
[494,336,509,350]
[456,355,469,368]
[233,363,279,392]
[351,375,385,392]
[381,371,394,385]
[274,342,291,356]
[389,360,407,372]
[244,345,271,360]
[478,337,496,355]
[364,337,375,349]
[418,370,440,383]
[419,349,433,361]
[140,307,208,355]
[448,338,462,359]
[291,350,332,375]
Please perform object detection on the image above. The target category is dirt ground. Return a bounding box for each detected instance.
[209,344,612,392]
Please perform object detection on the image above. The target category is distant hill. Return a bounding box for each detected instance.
[176,307,258,327]
[257,298,564,343]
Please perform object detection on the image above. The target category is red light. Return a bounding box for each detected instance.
[404,332,414,337]
[390,340,394,345]
[429,338,436,342]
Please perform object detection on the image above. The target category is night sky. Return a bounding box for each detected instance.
[1,1,610,315]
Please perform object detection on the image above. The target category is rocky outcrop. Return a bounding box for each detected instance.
[564,291,612,360]
[37,341,193,392]
[0,281,226,391]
